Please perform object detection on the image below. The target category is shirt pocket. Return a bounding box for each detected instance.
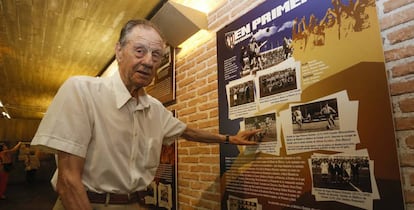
[143,137,162,170]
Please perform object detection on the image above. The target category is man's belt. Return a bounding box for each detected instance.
[87,191,146,204]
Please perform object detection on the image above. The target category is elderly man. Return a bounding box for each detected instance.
[31,19,259,210]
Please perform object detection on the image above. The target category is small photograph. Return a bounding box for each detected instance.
[158,45,172,69]
[229,80,255,107]
[238,27,294,78]
[311,156,372,193]
[244,113,277,142]
[143,181,157,205]
[258,67,297,98]
[291,98,339,134]
[158,183,172,210]
[239,37,267,77]
[228,198,258,210]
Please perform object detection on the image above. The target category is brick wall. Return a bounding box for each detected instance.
[379,0,414,209]
[168,0,414,209]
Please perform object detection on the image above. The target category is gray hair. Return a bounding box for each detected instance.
[118,19,165,47]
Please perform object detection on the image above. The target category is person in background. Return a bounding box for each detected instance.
[31,19,259,210]
[24,151,41,184]
[0,141,22,199]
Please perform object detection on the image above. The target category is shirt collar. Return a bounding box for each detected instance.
[111,70,150,110]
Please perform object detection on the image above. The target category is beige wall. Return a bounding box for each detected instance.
[169,0,414,209]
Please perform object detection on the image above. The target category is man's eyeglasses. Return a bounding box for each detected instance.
[133,44,164,63]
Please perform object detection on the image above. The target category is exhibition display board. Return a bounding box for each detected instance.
[217,1,404,209]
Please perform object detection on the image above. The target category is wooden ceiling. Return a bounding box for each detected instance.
[0,0,165,120]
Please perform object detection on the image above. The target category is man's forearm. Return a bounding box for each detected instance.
[57,151,92,210]
[58,185,92,210]
[181,126,226,143]
[181,126,259,145]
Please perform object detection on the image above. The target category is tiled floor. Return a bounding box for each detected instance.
[0,181,57,210]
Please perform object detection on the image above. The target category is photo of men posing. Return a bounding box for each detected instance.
[259,67,297,98]
[291,98,339,134]
[311,156,372,193]
[229,80,255,107]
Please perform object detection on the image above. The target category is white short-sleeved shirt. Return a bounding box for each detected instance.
[31,71,186,193]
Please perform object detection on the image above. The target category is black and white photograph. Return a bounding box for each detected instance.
[144,181,157,205]
[228,197,258,210]
[258,67,297,98]
[291,98,340,134]
[158,182,172,210]
[311,156,372,193]
[228,80,255,107]
[244,113,277,143]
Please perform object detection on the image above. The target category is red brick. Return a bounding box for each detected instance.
[179,187,202,197]
[390,79,414,95]
[405,190,414,203]
[209,109,218,118]
[200,101,218,111]
[188,62,207,77]
[208,74,218,83]
[383,0,414,14]
[177,91,196,101]
[177,147,189,155]
[400,153,414,166]
[179,107,197,117]
[200,156,219,164]
[177,75,196,88]
[179,140,199,148]
[197,83,218,96]
[188,95,207,107]
[190,165,211,173]
[392,60,414,77]
[178,164,189,171]
[180,172,200,181]
[406,135,414,149]
[198,119,218,129]
[188,78,207,91]
[410,173,414,186]
[380,5,414,30]
[189,147,211,155]
[196,48,217,64]
[197,65,217,80]
[188,112,208,122]
[384,45,414,62]
[400,97,414,112]
[395,116,414,130]
[200,174,219,182]
[177,61,195,73]
[180,156,199,163]
[387,24,414,44]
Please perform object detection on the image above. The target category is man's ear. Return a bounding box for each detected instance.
[115,42,122,62]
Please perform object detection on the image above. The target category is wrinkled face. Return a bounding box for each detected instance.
[116,26,165,92]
